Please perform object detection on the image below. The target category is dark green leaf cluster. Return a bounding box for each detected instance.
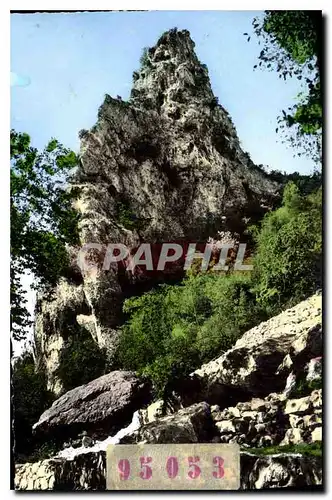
[268,169,322,197]
[116,200,141,230]
[139,47,152,68]
[55,328,108,392]
[290,376,322,399]
[11,130,80,340]
[250,11,322,163]
[251,182,322,314]
[12,352,55,461]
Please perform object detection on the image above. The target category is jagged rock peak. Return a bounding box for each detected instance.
[130,28,215,112]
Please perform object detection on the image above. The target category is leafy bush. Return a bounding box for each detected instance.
[116,200,140,230]
[116,273,262,396]
[290,376,322,398]
[251,182,322,315]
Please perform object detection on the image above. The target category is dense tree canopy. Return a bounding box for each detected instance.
[249,11,322,163]
[10,130,80,340]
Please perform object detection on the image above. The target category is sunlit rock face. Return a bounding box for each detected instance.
[34,28,280,390]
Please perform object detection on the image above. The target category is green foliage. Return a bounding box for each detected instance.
[245,442,322,457]
[12,352,54,461]
[209,96,219,109]
[116,200,140,230]
[55,330,108,392]
[251,182,322,314]
[139,47,151,68]
[132,71,140,82]
[10,130,80,340]
[116,273,263,396]
[250,11,322,163]
[268,169,322,197]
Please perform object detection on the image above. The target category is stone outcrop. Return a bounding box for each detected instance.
[33,280,92,395]
[120,402,216,444]
[210,389,322,448]
[14,452,106,491]
[33,28,280,392]
[32,371,151,445]
[176,293,322,407]
[240,453,322,490]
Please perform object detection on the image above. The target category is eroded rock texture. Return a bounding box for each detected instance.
[33,28,279,393]
[176,292,322,407]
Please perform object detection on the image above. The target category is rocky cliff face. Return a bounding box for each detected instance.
[33,28,279,395]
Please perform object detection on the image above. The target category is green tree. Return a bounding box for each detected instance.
[268,169,322,197]
[11,130,80,340]
[249,11,322,163]
[12,352,54,461]
[251,182,322,315]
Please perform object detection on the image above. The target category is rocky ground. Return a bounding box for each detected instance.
[14,292,323,490]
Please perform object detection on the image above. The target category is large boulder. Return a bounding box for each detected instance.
[177,293,322,407]
[33,371,152,444]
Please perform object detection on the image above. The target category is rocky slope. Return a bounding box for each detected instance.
[33,28,279,395]
[15,293,323,490]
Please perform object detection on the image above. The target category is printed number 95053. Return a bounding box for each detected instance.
[117,456,225,480]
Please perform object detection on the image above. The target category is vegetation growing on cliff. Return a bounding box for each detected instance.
[117,272,264,396]
[245,441,322,457]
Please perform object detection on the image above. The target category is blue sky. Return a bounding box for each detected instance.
[11,10,315,174]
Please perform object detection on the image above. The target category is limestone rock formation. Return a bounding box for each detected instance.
[33,279,93,395]
[175,293,322,407]
[33,28,280,392]
[120,402,216,444]
[32,371,151,445]
[240,453,322,490]
[210,389,322,448]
